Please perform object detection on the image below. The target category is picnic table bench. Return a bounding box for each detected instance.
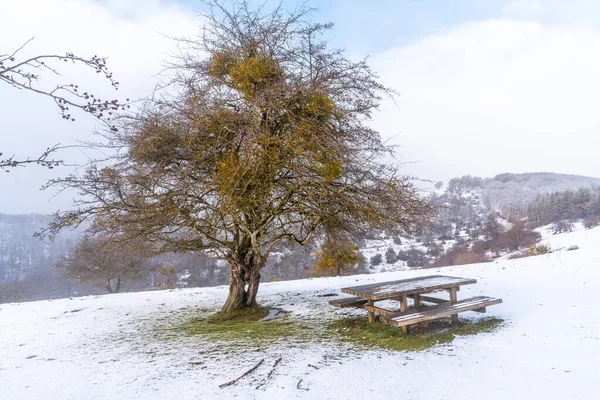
[329,275,502,333]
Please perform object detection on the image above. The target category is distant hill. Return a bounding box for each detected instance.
[3,171,600,301]
[0,214,81,283]
[448,172,600,215]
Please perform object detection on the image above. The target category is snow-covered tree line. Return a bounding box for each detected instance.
[526,187,600,226]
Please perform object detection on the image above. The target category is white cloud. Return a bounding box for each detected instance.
[502,0,543,17]
[371,18,600,185]
[2,1,600,213]
[0,0,199,213]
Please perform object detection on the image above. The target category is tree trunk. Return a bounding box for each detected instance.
[220,261,261,313]
[105,278,114,293]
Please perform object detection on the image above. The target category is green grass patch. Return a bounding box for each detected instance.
[154,305,504,354]
[161,307,317,346]
[452,317,504,336]
[205,307,270,323]
[328,317,504,351]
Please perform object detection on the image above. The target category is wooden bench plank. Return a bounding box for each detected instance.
[382,296,502,327]
[362,305,396,316]
[329,297,368,308]
[408,294,486,313]
[408,294,449,304]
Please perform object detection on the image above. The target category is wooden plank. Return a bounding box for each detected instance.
[341,275,477,301]
[449,287,458,325]
[382,296,503,328]
[328,297,367,308]
[383,296,502,326]
[408,294,449,304]
[362,305,396,316]
[367,299,375,324]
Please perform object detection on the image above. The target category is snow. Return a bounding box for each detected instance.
[346,275,473,298]
[535,221,586,250]
[2,227,600,399]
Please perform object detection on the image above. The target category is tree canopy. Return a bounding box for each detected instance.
[44,1,433,312]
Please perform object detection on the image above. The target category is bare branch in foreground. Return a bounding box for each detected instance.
[0,144,64,171]
[219,359,265,388]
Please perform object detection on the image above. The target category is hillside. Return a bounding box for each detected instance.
[451,172,600,214]
[1,224,599,399]
[3,171,600,301]
[0,214,81,282]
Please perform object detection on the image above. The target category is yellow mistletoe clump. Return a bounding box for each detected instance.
[312,239,359,277]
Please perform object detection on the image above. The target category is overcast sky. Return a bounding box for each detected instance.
[1,0,600,214]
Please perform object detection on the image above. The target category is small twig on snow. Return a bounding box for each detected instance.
[219,359,264,389]
[308,364,319,370]
[297,378,310,391]
[255,357,283,389]
[267,357,282,379]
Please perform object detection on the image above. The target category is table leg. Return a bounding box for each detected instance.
[367,299,375,324]
[449,287,458,325]
[414,293,421,309]
[411,293,429,329]
[400,295,408,334]
[412,293,427,329]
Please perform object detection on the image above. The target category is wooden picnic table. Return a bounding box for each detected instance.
[330,275,502,333]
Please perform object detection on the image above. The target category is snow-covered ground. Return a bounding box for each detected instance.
[2,226,600,399]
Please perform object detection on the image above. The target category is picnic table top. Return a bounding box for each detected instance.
[340,275,477,301]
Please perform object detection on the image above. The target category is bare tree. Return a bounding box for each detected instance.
[43,1,433,312]
[506,218,527,251]
[56,235,151,293]
[483,213,502,241]
[0,37,127,170]
[551,220,573,234]
[0,280,25,304]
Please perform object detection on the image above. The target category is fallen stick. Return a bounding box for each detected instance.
[297,378,310,391]
[219,359,265,389]
[267,357,282,379]
[255,357,284,390]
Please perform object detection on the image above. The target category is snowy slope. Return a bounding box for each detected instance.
[1,227,600,399]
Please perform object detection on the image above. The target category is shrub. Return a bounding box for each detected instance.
[385,247,397,264]
[370,253,382,266]
[584,215,598,229]
[396,249,409,262]
[426,242,443,258]
[528,244,551,256]
[453,251,486,265]
[405,246,429,268]
[431,244,469,267]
